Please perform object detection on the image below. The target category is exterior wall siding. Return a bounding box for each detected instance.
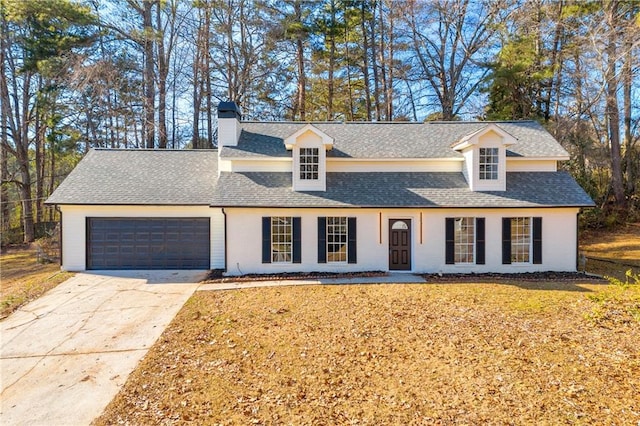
[224,158,465,173]
[59,205,225,271]
[506,159,557,172]
[224,207,579,275]
[327,159,463,172]
[222,157,555,174]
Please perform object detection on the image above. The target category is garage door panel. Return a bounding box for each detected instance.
[87,218,210,270]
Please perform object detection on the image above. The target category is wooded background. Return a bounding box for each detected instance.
[1,0,639,244]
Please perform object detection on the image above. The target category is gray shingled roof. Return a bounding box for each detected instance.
[45,149,218,205]
[210,171,594,208]
[220,120,569,159]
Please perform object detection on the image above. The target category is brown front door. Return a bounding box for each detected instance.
[389,219,411,271]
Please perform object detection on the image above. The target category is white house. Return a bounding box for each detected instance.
[46,102,594,275]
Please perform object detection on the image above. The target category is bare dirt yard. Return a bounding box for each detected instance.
[95,226,640,425]
[0,246,73,319]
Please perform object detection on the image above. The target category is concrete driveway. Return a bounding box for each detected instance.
[1,270,205,426]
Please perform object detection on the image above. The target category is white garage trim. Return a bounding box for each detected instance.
[59,205,225,271]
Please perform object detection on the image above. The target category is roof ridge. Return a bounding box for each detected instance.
[427,120,537,124]
[242,120,422,124]
[92,148,218,152]
[241,120,538,125]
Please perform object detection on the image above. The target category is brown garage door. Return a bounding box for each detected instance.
[87,218,210,270]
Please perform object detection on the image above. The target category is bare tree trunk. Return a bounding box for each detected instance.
[370,2,381,120]
[327,0,336,120]
[48,141,55,221]
[622,16,634,194]
[544,0,564,122]
[205,5,213,148]
[35,114,45,225]
[294,0,306,121]
[143,0,155,149]
[0,116,9,234]
[386,2,394,120]
[35,75,50,226]
[0,25,8,231]
[157,3,167,148]
[34,77,45,225]
[192,10,203,149]
[361,1,371,120]
[378,0,388,120]
[605,0,626,209]
[345,21,354,120]
[226,0,234,101]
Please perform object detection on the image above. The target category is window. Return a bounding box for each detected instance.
[446,217,485,265]
[511,217,531,263]
[454,218,475,263]
[263,217,301,264]
[271,217,292,263]
[479,147,499,180]
[299,147,319,180]
[327,217,347,262]
[318,217,356,264]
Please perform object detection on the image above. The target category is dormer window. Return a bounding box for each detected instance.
[284,124,334,192]
[451,124,517,192]
[479,148,499,180]
[300,148,319,180]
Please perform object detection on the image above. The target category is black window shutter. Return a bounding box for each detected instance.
[317,217,326,263]
[292,217,301,263]
[262,217,271,264]
[445,218,455,264]
[502,218,512,264]
[348,217,357,264]
[476,218,485,265]
[533,217,542,264]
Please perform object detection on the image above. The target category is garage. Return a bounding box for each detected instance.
[86,218,210,270]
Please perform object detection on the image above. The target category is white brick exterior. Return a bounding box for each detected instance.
[224,207,579,276]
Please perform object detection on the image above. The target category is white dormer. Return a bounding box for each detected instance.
[284,124,334,191]
[452,124,517,191]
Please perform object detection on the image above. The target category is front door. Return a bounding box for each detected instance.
[389,219,411,271]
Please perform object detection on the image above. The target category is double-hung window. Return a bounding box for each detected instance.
[502,217,542,265]
[262,217,301,264]
[454,218,475,263]
[299,148,319,180]
[317,217,357,264]
[271,217,292,263]
[510,217,531,263]
[479,147,499,180]
[445,217,485,265]
[327,217,348,262]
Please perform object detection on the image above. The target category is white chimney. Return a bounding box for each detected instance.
[217,102,242,147]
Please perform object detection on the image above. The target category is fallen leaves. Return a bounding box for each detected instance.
[94,282,640,425]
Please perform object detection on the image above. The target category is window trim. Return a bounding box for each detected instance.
[270,216,293,263]
[326,216,348,263]
[318,217,356,264]
[299,147,319,181]
[510,217,532,264]
[453,217,475,264]
[262,217,301,264]
[446,217,485,265]
[478,147,499,180]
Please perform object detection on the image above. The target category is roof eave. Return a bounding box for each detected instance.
[210,203,595,209]
[48,202,213,206]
